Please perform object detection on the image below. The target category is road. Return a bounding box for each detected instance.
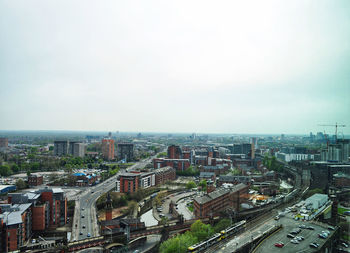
[71,156,157,241]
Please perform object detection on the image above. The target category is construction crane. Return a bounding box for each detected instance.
[318,122,346,142]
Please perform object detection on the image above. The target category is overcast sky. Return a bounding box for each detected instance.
[0,0,349,135]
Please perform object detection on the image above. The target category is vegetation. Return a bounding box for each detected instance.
[157,152,167,158]
[186,181,197,189]
[0,164,13,176]
[198,180,207,192]
[213,218,231,232]
[176,166,200,176]
[159,220,214,253]
[338,207,350,215]
[262,155,283,172]
[15,179,27,190]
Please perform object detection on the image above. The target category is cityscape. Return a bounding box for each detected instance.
[1,1,350,253]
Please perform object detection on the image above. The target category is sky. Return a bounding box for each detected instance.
[0,0,349,135]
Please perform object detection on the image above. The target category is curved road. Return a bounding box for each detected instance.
[71,156,158,241]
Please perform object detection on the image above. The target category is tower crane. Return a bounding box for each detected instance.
[318,122,346,142]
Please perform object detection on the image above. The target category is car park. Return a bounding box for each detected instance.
[274,242,284,248]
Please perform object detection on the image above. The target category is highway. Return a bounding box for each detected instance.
[71,156,157,241]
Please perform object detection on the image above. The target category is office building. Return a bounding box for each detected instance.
[69,142,85,157]
[167,145,182,159]
[102,139,115,160]
[54,140,69,156]
[117,143,134,162]
[0,137,8,149]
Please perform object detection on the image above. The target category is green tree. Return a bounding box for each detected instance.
[186,181,196,189]
[190,220,214,241]
[159,231,197,253]
[11,164,20,173]
[16,179,27,190]
[213,218,231,233]
[199,180,207,191]
[303,188,324,200]
[0,165,13,176]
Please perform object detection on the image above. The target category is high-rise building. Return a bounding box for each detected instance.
[102,139,115,160]
[69,142,85,157]
[167,145,182,159]
[54,141,69,156]
[117,143,134,162]
[0,137,8,149]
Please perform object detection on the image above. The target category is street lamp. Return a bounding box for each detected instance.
[105,226,113,243]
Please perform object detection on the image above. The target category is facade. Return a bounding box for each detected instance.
[199,172,216,182]
[117,143,134,162]
[333,172,350,188]
[167,145,182,159]
[1,188,67,252]
[217,175,251,186]
[118,173,140,193]
[102,139,115,160]
[0,137,8,149]
[193,183,248,219]
[305,193,328,210]
[69,142,85,157]
[139,172,155,189]
[153,158,190,171]
[54,140,69,156]
[28,174,44,187]
[154,166,176,185]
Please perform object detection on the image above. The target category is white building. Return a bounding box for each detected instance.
[305,193,328,210]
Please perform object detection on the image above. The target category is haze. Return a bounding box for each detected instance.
[0,0,349,135]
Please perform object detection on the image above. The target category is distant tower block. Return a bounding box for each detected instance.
[105,192,113,221]
[108,132,112,138]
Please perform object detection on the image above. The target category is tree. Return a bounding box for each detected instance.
[303,188,324,200]
[11,164,20,173]
[16,179,27,190]
[0,165,13,176]
[213,218,231,233]
[190,220,214,241]
[186,181,196,190]
[159,231,197,253]
[199,180,207,191]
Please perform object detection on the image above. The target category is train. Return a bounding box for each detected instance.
[187,220,246,252]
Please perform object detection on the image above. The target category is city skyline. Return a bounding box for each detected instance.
[1,1,349,134]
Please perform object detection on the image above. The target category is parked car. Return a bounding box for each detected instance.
[291,239,299,244]
[310,243,319,248]
[287,234,295,238]
[274,242,284,248]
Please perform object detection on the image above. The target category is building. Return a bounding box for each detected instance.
[102,139,115,160]
[0,137,8,149]
[1,188,67,252]
[54,140,69,156]
[117,143,134,162]
[333,172,350,188]
[0,185,16,194]
[69,142,85,157]
[305,193,328,210]
[118,173,139,194]
[167,145,182,159]
[199,172,216,182]
[153,158,190,171]
[193,183,248,218]
[216,175,251,186]
[154,166,176,185]
[321,139,350,162]
[28,174,44,187]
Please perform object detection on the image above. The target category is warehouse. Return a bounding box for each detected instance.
[0,185,16,194]
[305,193,328,210]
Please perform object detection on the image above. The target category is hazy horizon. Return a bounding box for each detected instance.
[1,1,349,135]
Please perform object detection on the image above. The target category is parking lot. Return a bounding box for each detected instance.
[254,216,335,253]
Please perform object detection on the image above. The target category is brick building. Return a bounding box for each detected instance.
[102,139,115,160]
[28,174,44,187]
[117,171,157,193]
[167,145,182,159]
[1,188,67,252]
[193,183,248,219]
[333,172,350,188]
[154,166,176,185]
[216,175,252,187]
[153,158,190,171]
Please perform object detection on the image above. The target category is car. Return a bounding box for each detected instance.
[299,224,306,229]
[319,233,327,239]
[306,226,315,230]
[274,242,284,248]
[287,234,295,238]
[274,216,280,220]
[82,208,85,211]
[82,225,86,229]
[295,236,304,241]
[310,243,319,248]
[322,230,330,235]
[327,226,335,230]
[80,232,83,235]
[291,239,299,244]
[87,233,91,237]
[91,191,94,193]
[342,242,349,248]
[81,215,85,218]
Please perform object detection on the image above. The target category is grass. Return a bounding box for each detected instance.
[187,202,194,212]
[338,207,350,215]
